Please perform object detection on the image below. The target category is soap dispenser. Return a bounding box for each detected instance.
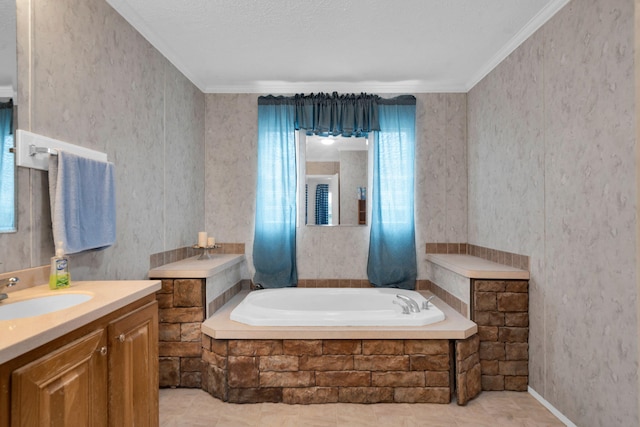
[49,241,71,290]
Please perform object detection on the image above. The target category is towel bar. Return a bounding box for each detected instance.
[15,130,107,171]
[29,144,58,156]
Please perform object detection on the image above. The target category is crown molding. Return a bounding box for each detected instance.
[204,80,468,94]
[0,86,16,100]
[106,0,207,92]
[464,0,569,91]
[108,0,569,95]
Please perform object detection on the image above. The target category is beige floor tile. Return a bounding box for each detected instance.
[159,388,565,427]
[301,403,339,420]
[257,414,301,427]
[298,416,339,427]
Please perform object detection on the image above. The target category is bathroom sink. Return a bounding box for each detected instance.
[0,293,93,321]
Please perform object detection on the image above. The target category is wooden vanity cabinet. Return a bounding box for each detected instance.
[0,295,158,427]
[108,301,158,427]
[11,329,108,427]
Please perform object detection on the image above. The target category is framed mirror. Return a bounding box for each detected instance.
[0,0,17,233]
[300,133,369,226]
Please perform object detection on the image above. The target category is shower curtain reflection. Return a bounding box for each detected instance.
[0,100,15,232]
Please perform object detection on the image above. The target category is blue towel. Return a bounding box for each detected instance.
[49,150,116,254]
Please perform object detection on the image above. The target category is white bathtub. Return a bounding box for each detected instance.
[229,287,445,326]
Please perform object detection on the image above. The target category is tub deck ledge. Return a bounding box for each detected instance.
[202,290,477,340]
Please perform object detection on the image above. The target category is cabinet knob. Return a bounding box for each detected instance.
[118,334,125,343]
[98,346,107,356]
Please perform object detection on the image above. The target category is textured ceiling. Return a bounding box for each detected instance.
[0,1,570,96]
[106,0,568,93]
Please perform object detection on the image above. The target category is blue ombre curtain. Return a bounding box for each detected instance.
[253,97,298,288]
[367,96,417,289]
[0,100,14,232]
[315,184,329,225]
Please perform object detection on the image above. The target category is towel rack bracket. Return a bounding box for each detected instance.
[15,130,107,171]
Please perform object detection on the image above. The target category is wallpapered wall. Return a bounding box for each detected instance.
[3,0,638,425]
[204,93,467,280]
[468,0,637,425]
[0,0,205,279]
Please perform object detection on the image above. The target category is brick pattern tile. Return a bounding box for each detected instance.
[455,335,481,405]
[202,338,459,404]
[155,276,244,389]
[472,279,529,392]
[156,278,207,388]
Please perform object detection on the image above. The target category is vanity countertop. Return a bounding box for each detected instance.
[426,254,530,280]
[0,280,160,364]
[148,254,245,279]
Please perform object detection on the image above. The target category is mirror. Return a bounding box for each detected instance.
[0,0,17,233]
[303,134,368,226]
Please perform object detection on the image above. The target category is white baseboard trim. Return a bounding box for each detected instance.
[528,386,576,427]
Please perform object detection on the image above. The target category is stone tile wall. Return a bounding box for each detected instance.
[157,278,206,388]
[202,337,481,405]
[472,280,529,391]
[455,335,482,405]
[156,277,245,388]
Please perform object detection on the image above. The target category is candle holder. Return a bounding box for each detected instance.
[193,244,220,260]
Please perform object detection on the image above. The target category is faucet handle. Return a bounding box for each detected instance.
[422,296,435,310]
[1,277,19,288]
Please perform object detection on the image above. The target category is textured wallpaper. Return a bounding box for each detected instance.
[468,0,637,425]
[204,93,467,279]
[3,0,205,279]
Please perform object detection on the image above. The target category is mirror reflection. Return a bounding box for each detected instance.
[0,0,17,233]
[305,135,368,226]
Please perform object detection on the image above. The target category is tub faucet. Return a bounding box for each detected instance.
[393,299,410,314]
[422,296,435,310]
[396,294,420,313]
[0,277,19,302]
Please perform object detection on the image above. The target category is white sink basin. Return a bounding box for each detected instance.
[0,293,93,320]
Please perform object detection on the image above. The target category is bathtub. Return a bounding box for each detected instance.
[229,287,445,326]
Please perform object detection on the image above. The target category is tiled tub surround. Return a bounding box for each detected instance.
[425,243,530,271]
[149,254,249,388]
[425,254,530,392]
[425,253,529,318]
[150,243,246,269]
[201,291,480,405]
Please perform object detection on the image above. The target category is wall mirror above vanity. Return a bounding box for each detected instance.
[0,0,17,234]
[300,133,370,227]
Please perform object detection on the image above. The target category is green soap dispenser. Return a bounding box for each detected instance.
[49,241,71,289]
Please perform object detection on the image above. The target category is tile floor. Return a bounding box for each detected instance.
[159,388,565,426]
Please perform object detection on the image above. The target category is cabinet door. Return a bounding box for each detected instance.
[108,301,158,427]
[11,329,108,427]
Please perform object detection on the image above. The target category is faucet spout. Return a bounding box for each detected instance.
[0,277,19,302]
[396,294,420,313]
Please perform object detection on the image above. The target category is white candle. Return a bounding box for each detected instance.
[198,231,208,248]
[208,237,215,247]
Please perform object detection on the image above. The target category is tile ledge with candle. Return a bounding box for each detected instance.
[198,231,208,248]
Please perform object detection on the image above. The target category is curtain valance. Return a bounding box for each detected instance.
[258,93,416,138]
